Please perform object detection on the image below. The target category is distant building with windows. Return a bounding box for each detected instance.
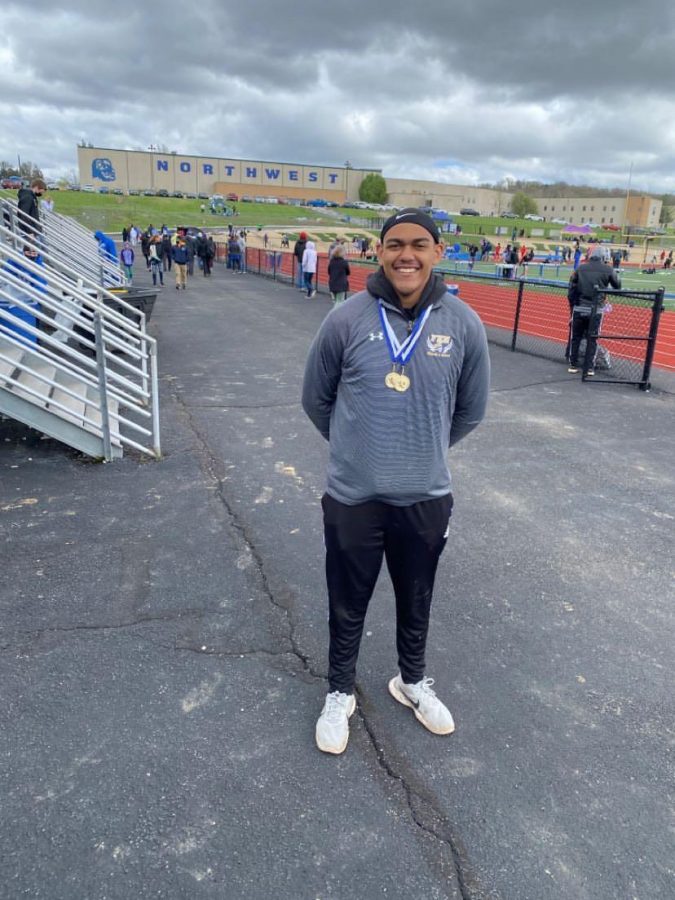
[77,146,661,228]
[532,194,661,228]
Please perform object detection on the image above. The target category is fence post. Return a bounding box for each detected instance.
[640,287,665,391]
[511,280,525,351]
[257,248,261,274]
[93,311,113,462]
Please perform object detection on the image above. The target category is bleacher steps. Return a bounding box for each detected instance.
[0,334,122,459]
[0,344,23,382]
[49,370,87,425]
[13,359,57,406]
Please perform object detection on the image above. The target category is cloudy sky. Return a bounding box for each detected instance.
[2,0,675,193]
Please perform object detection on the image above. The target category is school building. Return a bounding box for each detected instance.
[77,146,661,228]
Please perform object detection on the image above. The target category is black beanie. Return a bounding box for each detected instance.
[380,208,441,243]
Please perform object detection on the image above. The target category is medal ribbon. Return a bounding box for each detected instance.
[378,301,432,366]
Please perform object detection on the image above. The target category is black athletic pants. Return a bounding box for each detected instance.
[570,310,602,371]
[322,492,453,694]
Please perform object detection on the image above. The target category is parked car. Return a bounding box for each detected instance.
[1,176,23,189]
[128,188,139,196]
[226,192,239,202]
[143,189,156,196]
[98,186,109,194]
[585,221,600,228]
[68,183,81,191]
[197,192,209,199]
[550,218,568,225]
[459,207,480,216]
[603,223,621,231]
[307,198,329,207]
[171,191,184,198]
[185,192,197,199]
[82,184,95,192]
[46,181,61,190]
[240,195,254,202]
[501,211,519,219]
[524,213,545,221]
[157,189,169,197]
[112,188,124,195]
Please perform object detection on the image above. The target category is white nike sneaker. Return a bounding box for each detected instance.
[388,674,455,735]
[315,691,356,754]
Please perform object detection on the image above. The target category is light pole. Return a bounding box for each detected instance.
[344,160,352,204]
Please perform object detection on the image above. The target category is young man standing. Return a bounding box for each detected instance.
[302,209,490,755]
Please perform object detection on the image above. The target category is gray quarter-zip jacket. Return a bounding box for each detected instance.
[302,285,490,505]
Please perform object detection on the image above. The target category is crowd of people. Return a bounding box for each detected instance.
[116,223,240,288]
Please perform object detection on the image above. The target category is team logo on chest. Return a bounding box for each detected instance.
[426,333,453,356]
[368,331,384,341]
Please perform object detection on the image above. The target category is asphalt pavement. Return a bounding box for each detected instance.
[1,256,673,900]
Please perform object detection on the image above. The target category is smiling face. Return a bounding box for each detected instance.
[377,223,444,307]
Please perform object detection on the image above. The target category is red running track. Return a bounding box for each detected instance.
[245,251,675,372]
[346,260,675,372]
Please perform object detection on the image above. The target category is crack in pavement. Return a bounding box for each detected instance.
[173,391,322,683]
[1,608,214,641]
[355,700,490,900]
[174,389,480,900]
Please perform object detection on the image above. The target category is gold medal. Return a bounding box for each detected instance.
[385,371,398,390]
[395,373,411,392]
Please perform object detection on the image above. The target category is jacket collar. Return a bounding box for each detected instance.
[366,267,447,319]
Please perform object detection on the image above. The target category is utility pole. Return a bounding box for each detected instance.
[623,161,633,240]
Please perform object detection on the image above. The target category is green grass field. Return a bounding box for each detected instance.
[438,259,675,309]
[2,188,671,306]
[0,189,361,234]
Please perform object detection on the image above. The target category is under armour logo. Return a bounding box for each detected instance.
[369,331,384,341]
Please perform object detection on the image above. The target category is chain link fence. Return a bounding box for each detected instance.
[221,248,670,391]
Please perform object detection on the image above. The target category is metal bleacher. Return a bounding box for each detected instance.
[0,197,160,460]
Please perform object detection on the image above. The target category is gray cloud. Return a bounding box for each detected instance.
[2,0,675,192]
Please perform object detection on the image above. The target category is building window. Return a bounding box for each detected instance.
[582,205,587,211]
[610,218,614,223]
[590,206,594,212]
[543,205,547,211]
[603,206,607,212]
[571,206,575,211]
[611,206,615,211]
[601,217,606,223]
[551,206,555,211]
[562,206,566,211]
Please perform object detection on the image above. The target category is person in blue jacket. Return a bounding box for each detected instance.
[171,237,189,290]
[0,245,47,345]
[94,230,117,264]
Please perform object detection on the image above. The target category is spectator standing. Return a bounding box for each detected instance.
[161,233,173,272]
[227,234,241,272]
[237,231,247,273]
[172,237,189,289]
[294,232,307,289]
[185,232,195,276]
[302,208,490,755]
[141,231,151,269]
[120,241,135,284]
[148,237,164,287]
[567,247,620,376]
[327,245,350,305]
[302,240,318,298]
[17,178,46,235]
[206,236,216,274]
